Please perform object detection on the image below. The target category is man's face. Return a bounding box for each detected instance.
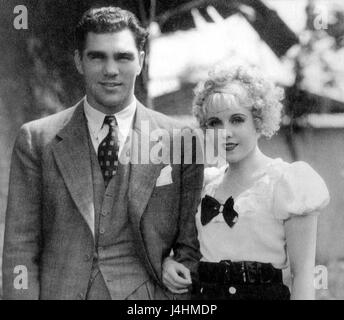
[74,29,144,113]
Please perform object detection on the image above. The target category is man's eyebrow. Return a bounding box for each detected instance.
[114,51,135,58]
[86,51,106,58]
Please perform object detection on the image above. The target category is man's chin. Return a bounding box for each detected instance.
[94,96,126,111]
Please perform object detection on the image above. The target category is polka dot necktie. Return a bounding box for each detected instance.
[98,115,119,187]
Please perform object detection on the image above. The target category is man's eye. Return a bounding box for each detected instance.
[89,55,102,60]
[117,55,134,61]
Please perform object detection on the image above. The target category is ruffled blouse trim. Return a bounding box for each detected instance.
[202,158,330,220]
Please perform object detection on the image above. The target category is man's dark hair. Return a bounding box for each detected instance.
[74,6,149,54]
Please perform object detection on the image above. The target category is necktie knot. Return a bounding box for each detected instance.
[103,115,117,131]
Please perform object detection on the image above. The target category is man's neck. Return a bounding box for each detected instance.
[86,96,135,115]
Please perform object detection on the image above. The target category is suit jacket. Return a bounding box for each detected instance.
[2,100,203,299]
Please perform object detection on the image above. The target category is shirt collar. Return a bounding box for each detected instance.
[83,96,137,138]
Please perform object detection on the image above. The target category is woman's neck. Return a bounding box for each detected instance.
[225,146,271,183]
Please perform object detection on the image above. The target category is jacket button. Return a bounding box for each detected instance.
[100,228,105,234]
[229,286,236,294]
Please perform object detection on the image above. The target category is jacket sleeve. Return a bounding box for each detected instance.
[173,129,203,281]
[2,124,42,299]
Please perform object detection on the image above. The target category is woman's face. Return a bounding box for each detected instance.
[204,90,259,164]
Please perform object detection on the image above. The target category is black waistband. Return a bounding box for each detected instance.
[198,260,283,285]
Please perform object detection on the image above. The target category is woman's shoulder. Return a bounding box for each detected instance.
[264,158,326,184]
[269,159,330,219]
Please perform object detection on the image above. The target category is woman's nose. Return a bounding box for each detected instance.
[223,124,233,138]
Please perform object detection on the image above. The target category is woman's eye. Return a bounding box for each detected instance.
[206,119,220,127]
[232,117,245,124]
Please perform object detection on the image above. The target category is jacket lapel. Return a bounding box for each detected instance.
[52,102,95,237]
[128,103,165,232]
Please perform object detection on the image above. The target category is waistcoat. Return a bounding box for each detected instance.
[87,132,150,299]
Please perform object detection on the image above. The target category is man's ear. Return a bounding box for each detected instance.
[137,51,145,75]
[74,49,84,75]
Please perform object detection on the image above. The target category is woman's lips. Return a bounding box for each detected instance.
[225,143,238,151]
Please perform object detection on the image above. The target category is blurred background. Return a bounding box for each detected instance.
[0,0,344,299]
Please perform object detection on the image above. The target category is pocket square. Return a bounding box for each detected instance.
[156,165,173,186]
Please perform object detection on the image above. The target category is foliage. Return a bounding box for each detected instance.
[288,0,344,108]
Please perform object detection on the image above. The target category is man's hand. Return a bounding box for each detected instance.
[162,257,192,294]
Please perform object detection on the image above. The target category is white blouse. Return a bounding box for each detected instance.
[196,158,330,269]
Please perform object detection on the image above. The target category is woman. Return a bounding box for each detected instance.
[162,65,330,300]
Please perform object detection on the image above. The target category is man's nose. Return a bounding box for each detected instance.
[103,59,119,76]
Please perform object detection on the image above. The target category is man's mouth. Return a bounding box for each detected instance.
[99,81,122,88]
[225,143,238,151]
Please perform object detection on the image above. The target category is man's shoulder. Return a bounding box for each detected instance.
[144,106,175,127]
[22,105,77,133]
[142,105,194,132]
[16,102,82,148]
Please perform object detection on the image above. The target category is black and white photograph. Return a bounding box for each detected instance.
[0,0,343,303]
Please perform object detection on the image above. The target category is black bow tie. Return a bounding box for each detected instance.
[201,195,239,228]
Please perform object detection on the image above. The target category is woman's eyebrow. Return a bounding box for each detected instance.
[230,113,247,117]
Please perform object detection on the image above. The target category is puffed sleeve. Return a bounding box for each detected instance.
[273,161,330,220]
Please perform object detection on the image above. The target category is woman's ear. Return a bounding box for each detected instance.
[255,126,262,139]
[253,118,262,138]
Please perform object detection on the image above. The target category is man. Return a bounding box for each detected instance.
[2,7,203,300]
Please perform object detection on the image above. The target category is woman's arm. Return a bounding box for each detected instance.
[284,213,318,300]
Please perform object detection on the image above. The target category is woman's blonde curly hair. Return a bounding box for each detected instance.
[192,65,284,138]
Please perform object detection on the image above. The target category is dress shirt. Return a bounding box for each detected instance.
[83,97,136,157]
